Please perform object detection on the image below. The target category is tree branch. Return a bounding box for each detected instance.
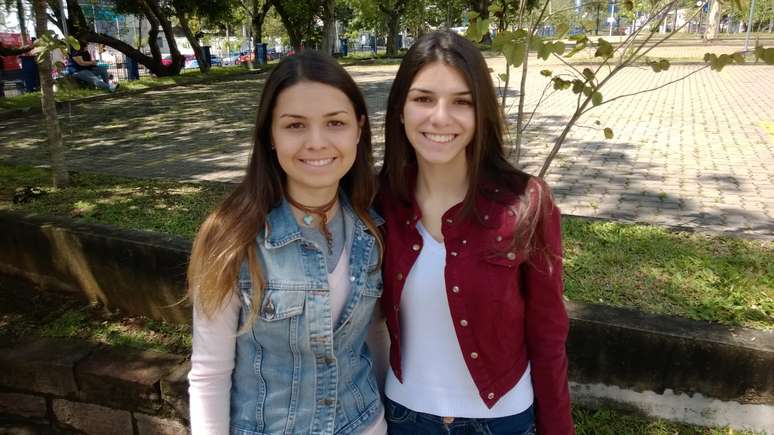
[0,43,33,56]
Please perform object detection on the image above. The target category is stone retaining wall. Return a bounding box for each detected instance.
[0,338,190,434]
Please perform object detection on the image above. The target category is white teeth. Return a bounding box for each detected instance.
[302,158,334,167]
[424,133,455,143]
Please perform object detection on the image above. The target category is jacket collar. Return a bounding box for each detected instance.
[263,192,383,249]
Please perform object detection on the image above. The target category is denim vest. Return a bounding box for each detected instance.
[230,196,385,435]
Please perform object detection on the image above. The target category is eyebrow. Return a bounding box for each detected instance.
[409,87,472,96]
[278,110,349,119]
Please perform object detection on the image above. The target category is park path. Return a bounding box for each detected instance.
[0,60,772,239]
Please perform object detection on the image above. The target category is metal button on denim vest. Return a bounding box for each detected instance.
[230,196,384,435]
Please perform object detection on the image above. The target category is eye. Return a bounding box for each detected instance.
[285,122,304,129]
[455,99,473,106]
[412,95,432,103]
[328,120,346,127]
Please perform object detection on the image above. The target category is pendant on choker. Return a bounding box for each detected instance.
[302,214,314,226]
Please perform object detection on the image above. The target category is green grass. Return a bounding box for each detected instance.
[0,65,257,111]
[572,406,762,434]
[562,218,774,330]
[0,163,229,239]
[2,163,772,330]
[0,280,190,353]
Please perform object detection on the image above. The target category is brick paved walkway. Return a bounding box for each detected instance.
[1,61,772,239]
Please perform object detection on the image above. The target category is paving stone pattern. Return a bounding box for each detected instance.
[0,62,771,238]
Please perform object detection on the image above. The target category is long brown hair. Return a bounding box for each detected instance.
[379,30,554,262]
[189,50,382,319]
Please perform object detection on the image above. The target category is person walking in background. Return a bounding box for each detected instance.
[187,50,387,435]
[68,39,117,93]
[378,30,575,435]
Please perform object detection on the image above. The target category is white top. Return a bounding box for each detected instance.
[188,248,387,434]
[384,222,534,418]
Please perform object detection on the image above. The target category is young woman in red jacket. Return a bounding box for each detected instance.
[377,30,575,435]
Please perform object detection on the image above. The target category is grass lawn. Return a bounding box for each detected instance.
[0,65,259,111]
[1,163,772,330]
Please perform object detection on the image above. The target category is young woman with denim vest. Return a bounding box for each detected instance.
[187,51,388,435]
[377,31,575,435]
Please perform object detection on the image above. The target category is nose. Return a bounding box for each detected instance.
[429,99,453,127]
[305,125,329,150]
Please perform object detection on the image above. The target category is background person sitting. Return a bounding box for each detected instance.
[68,39,118,93]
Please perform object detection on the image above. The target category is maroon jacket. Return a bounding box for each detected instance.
[377,174,574,435]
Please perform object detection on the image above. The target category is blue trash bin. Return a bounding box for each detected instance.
[126,57,140,81]
[256,43,267,65]
[20,55,39,92]
[340,39,349,57]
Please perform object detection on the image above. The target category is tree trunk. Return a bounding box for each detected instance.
[704,0,722,40]
[250,0,271,67]
[321,0,336,55]
[17,0,29,43]
[178,11,210,73]
[595,5,600,35]
[273,0,305,51]
[33,0,69,187]
[386,11,400,56]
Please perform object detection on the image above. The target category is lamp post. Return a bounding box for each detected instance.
[744,0,756,51]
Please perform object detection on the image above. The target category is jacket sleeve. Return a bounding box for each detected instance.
[188,293,240,435]
[522,189,575,435]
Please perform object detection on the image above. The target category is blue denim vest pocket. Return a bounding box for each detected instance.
[258,287,305,321]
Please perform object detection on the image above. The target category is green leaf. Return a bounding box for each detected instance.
[478,19,490,39]
[731,53,745,64]
[758,47,774,65]
[583,86,593,97]
[582,68,595,81]
[504,42,526,68]
[490,4,503,14]
[595,38,614,59]
[648,61,661,72]
[540,69,553,77]
[658,59,670,71]
[623,0,634,10]
[553,77,571,90]
[498,73,508,82]
[604,128,614,139]
[592,91,603,106]
[553,41,566,55]
[538,41,553,60]
[529,35,544,51]
[467,11,480,20]
[66,35,80,50]
[572,80,584,94]
[555,23,569,39]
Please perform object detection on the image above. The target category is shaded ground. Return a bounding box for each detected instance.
[0,62,772,239]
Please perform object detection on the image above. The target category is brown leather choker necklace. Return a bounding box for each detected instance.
[286,193,338,254]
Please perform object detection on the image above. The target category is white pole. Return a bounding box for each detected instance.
[609,2,616,36]
[58,0,68,41]
[744,0,756,51]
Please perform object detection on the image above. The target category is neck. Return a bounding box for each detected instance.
[415,158,469,207]
[285,185,340,225]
